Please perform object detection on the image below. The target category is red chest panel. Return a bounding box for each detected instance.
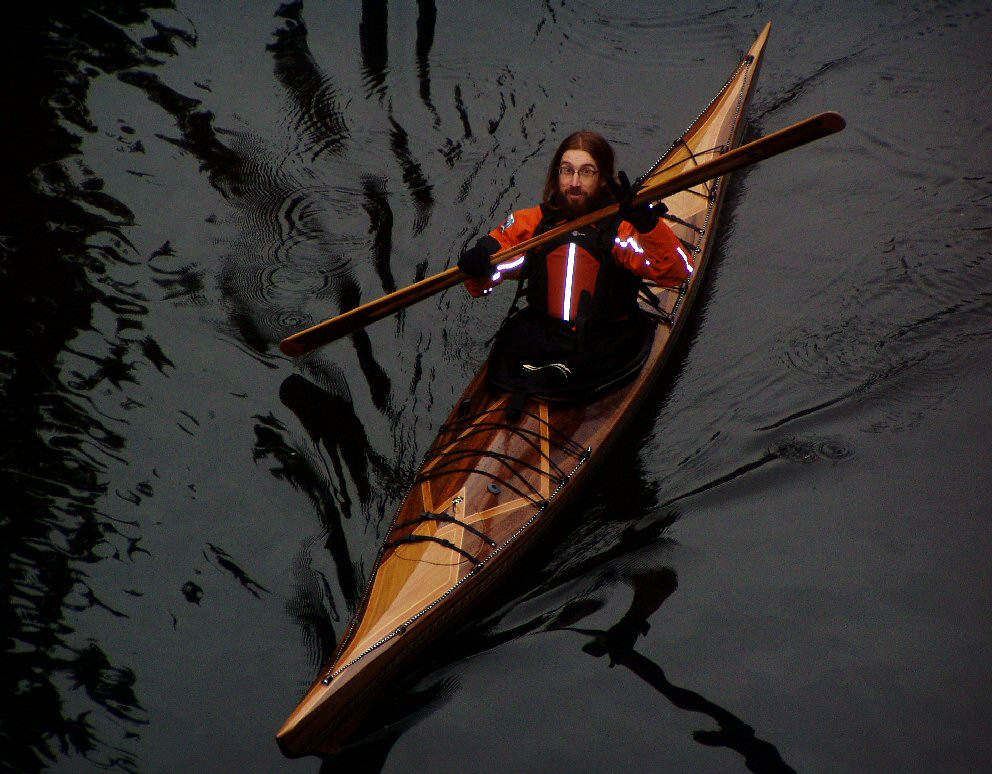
[544,242,601,322]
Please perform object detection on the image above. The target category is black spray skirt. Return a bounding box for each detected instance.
[486,307,656,402]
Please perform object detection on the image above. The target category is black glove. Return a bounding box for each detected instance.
[608,171,668,233]
[458,235,500,276]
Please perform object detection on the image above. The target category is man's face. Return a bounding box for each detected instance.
[558,149,604,214]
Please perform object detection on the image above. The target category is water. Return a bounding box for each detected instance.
[2,2,990,772]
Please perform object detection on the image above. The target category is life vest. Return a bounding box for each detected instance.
[523,209,642,327]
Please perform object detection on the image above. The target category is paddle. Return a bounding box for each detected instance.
[280,111,845,357]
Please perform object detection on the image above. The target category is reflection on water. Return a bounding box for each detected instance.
[2,4,179,771]
[265,373,382,662]
[317,510,796,773]
[271,2,350,161]
[574,571,796,774]
[3,1,990,772]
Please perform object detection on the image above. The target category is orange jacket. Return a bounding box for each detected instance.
[464,204,693,299]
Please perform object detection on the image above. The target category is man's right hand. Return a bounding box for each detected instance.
[458,238,498,276]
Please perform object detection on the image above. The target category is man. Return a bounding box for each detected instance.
[458,131,694,400]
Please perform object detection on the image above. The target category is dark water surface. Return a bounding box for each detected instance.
[3,2,990,772]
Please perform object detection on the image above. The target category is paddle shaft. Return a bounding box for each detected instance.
[279,111,845,357]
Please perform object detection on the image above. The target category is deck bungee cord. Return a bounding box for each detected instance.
[317,446,594,688]
[417,417,588,503]
[384,533,487,565]
[394,511,499,548]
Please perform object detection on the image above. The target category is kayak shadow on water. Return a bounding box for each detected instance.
[314,559,796,774]
[558,570,798,774]
[310,506,796,773]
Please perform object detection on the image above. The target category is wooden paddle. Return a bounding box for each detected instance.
[280,111,845,357]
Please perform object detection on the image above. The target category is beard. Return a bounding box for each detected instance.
[557,186,598,218]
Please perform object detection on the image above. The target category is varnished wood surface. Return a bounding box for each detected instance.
[277,22,772,758]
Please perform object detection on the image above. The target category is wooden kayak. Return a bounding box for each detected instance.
[277,22,772,758]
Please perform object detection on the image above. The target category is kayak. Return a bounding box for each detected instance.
[277,22,771,758]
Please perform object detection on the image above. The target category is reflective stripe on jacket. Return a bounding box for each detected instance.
[463,203,693,313]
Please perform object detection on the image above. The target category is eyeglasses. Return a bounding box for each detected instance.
[558,164,599,179]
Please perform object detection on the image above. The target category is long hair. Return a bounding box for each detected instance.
[541,130,616,209]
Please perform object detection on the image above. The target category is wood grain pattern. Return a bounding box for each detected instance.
[277,22,773,758]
